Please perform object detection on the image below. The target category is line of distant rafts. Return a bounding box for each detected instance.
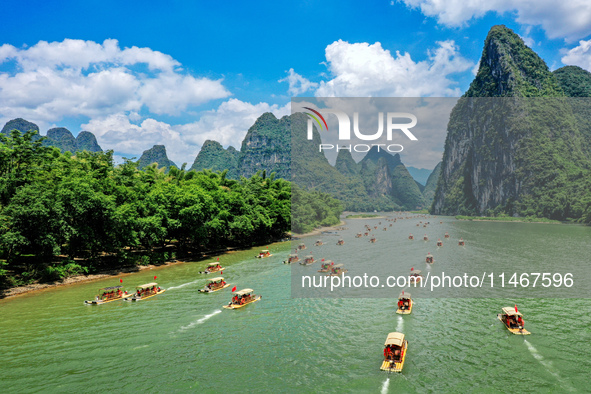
[287,213,530,373]
[84,249,272,309]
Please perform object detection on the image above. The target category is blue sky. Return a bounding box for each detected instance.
[1,0,591,168]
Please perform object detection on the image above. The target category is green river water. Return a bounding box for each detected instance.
[1,216,590,393]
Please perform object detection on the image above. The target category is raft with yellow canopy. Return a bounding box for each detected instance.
[125,283,165,302]
[497,307,530,335]
[84,286,129,305]
[380,332,408,372]
[223,288,262,309]
[198,277,230,293]
[396,292,413,315]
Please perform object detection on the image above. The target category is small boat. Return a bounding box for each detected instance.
[396,292,413,314]
[369,236,377,243]
[84,285,130,305]
[436,239,443,247]
[458,238,465,246]
[416,223,419,227]
[380,332,408,372]
[198,277,230,293]
[256,249,272,258]
[317,260,334,272]
[408,234,414,240]
[497,306,530,335]
[409,269,422,284]
[444,231,450,238]
[297,243,307,250]
[336,239,345,245]
[314,240,324,246]
[125,283,165,301]
[355,233,362,238]
[326,263,348,276]
[423,234,428,241]
[425,253,434,264]
[299,255,316,266]
[223,288,261,309]
[374,226,378,229]
[199,262,225,274]
[283,254,299,264]
[383,227,387,231]
[364,232,369,236]
[389,223,392,227]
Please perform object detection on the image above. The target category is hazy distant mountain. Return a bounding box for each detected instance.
[406,166,432,186]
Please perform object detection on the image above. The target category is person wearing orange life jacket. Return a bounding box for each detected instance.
[517,315,524,328]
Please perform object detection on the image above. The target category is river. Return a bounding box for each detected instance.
[1,216,590,392]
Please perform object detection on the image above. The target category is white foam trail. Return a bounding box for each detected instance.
[524,339,575,391]
[179,310,222,331]
[167,279,201,290]
[381,378,390,394]
[396,316,404,332]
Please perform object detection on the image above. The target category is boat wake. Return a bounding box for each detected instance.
[396,316,404,332]
[167,279,202,290]
[179,310,222,331]
[524,339,575,391]
[380,377,390,394]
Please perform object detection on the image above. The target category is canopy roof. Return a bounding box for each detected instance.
[410,270,422,275]
[137,283,158,289]
[234,288,253,296]
[100,286,122,291]
[316,240,322,242]
[322,260,334,265]
[260,250,269,252]
[502,307,523,316]
[385,332,405,346]
[398,293,411,299]
[288,254,298,257]
[305,255,314,259]
[208,277,224,282]
[208,262,221,267]
[298,243,305,246]
[333,263,344,268]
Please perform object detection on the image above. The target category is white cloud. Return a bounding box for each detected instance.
[398,0,591,41]
[314,39,473,97]
[279,68,319,96]
[561,39,591,70]
[82,99,290,165]
[0,38,230,122]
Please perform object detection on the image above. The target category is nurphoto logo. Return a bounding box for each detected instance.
[303,107,418,153]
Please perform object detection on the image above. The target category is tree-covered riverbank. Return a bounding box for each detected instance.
[0,130,341,291]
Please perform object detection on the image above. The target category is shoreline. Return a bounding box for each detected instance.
[1,261,190,299]
[288,220,347,238]
[1,241,289,300]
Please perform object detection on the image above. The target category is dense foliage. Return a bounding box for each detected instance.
[291,184,342,234]
[0,130,315,289]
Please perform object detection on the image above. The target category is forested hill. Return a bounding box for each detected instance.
[432,25,591,222]
[1,118,103,153]
[137,144,177,171]
[194,112,432,211]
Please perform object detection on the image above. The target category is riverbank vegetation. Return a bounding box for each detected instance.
[0,130,341,290]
